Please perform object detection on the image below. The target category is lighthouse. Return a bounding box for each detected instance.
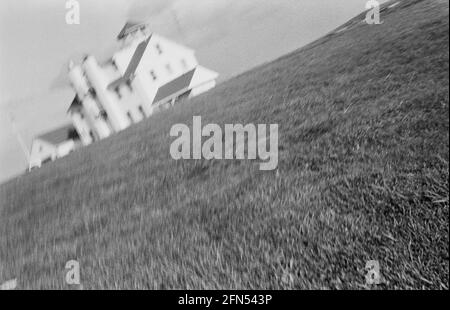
[82,55,131,132]
[68,60,112,141]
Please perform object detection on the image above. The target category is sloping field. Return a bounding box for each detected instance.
[0,0,448,289]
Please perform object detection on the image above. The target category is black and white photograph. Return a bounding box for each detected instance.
[0,0,448,294]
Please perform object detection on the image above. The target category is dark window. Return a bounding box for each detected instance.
[150,70,157,81]
[80,112,84,119]
[155,44,163,54]
[138,106,146,118]
[111,60,118,70]
[88,87,97,98]
[127,111,134,123]
[126,79,133,92]
[100,110,108,120]
[114,86,122,99]
[89,131,95,141]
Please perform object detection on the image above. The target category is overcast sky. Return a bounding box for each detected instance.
[0,0,376,182]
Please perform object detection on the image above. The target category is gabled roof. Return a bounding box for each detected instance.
[36,124,78,145]
[107,36,152,90]
[67,95,82,112]
[117,21,146,40]
[152,68,196,104]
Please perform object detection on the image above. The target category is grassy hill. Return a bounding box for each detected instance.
[0,0,448,289]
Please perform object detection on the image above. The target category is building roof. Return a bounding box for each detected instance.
[36,124,78,145]
[152,68,196,104]
[107,35,152,90]
[117,21,146,40]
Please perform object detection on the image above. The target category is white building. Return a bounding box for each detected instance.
[30,21,218,168]
[29,124,81,169]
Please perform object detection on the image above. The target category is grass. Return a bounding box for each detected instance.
[0,0,448,289]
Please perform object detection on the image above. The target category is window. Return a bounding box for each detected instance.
[127,111,134,123]
[89,131,95,141]
[111,60,118,71]
[88,87,97,98]
[138,106,146,118]
[100,110,108,120]
[155,44,163,54]
[126,79,133,92]
[150,70,157,81]
[114,86,122,99]
[80,112,84,119]
[165,63,173,74]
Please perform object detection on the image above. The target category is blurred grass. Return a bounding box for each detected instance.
[0,0,448,289]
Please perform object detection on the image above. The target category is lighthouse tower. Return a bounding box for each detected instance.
[82,55,131,132]
[68,60,112,142]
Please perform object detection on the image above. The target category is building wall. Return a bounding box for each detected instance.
[83,56,130,132]
[101,61,122,82]
[70,108,94,145]
[56,140,76,158]
[29,139,57,169]
[29,139,76,169]
[114,82,147,124]
[190,80,217,97]
[189,65,219,97]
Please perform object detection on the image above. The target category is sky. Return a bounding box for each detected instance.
[0,0,376,183]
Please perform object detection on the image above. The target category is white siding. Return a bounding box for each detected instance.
[29,139,57,169]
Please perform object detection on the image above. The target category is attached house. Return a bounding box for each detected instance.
[29,124,81,170]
